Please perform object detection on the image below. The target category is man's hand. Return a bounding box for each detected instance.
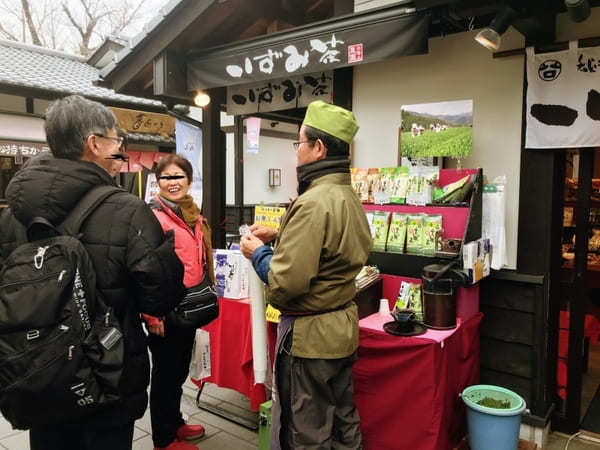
[241,233,265,259]
[249,224,278,243]
[148,320,165,337]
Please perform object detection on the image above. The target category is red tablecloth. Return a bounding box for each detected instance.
[353,312,482,450]
[190,297,267,411]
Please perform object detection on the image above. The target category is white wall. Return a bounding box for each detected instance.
[0,112,45,141]
[353,28,525,269]
[0,94,26,113]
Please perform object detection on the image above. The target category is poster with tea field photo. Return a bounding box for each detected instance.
[400,100,473,158]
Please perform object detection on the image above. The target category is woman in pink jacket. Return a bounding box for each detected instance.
[144,154,215,450]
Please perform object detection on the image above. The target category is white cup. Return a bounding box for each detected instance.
[378,298,391,316]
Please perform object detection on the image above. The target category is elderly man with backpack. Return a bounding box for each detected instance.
[0,95,186,450]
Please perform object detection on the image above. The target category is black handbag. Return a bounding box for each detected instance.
[168,272,219,329]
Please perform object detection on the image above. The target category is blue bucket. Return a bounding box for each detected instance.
[461,385,526,450]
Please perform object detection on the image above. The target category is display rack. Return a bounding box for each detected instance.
[365,168,483,278]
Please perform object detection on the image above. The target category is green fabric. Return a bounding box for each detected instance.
[302,100,359,144]
[266,173,372,359]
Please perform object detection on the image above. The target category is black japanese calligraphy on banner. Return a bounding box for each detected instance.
[0,139,49,157]
[526,42,600,149]
[188,10,427,90]
[227,71,333,115]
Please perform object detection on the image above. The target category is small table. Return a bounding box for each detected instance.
[191,298,267,413]
[353,312,482,450]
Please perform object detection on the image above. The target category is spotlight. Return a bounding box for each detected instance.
[565,0,590,22]
[474,5,518,51]
[194,91,211,107]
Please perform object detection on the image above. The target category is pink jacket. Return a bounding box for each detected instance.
[144,195,212,326]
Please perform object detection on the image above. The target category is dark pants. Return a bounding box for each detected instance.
[276,332,363,450]
[148,322,196,447]
[30,421,134,450]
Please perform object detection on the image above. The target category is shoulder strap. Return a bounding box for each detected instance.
[59,185,123,236]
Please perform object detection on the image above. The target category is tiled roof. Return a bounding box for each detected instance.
[0,39,164,109]
[127,131,175,146]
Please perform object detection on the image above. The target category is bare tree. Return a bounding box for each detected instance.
[0,0,150,55]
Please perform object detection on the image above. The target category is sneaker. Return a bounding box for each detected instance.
[176,423,206,441]
[154,440,197,450]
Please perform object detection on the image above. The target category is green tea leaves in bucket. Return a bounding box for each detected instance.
[476,397,511,409]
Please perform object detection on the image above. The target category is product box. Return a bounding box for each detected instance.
[462,238,491,284]
[213,249,249,299]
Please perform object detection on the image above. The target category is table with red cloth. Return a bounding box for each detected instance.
[353,312,483,450]
[190,297,267,411]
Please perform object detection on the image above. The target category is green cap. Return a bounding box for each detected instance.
[302,100,359,144]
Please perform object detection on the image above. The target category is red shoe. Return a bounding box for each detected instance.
[176,423,206,441]
[153,439,197,450]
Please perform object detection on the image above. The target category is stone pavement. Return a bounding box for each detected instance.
[0,379,260,450]
[2,380,600,449]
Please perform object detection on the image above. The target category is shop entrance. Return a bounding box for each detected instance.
[556,147,600,436]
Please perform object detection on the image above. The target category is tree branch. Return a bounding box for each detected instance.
[21,0,41,45]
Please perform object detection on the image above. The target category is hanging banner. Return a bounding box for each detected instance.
[188,10,427,90]
[144,173,159,203]
[176,120,203,208]
[227,71,333,115]
[526,42,600,149]
[246,117,261,154]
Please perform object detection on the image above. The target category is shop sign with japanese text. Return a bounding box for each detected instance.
[226,71,332,115]
[188,13,427,90]
[0,140,49,157]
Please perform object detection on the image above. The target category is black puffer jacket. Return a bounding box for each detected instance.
[0,154,185,427]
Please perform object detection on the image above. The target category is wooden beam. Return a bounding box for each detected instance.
[221,125,296,141]
[106,0,216,92]
[202,87,227,248]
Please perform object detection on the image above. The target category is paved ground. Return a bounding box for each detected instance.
[0,379,260,450]
[1,379,600,449]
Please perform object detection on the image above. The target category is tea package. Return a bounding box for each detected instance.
[406,166,439,205]
[423,215,443,255]
[390,167,409,204]
[371,211,391,252]
[408,284,423,321]
[367,168,381,203]
[406,214,424,254]
[351,168,369,202]
[394,281,412,311]
[386,213,408,253]
[364,211,376,239]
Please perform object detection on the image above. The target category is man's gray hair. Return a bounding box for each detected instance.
[44,95,117,159]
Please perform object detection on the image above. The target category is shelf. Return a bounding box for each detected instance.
[367,251,458,278]
[564,200,600,208]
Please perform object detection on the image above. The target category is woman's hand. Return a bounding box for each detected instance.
[148,319,165,337]
[249,224,278,243]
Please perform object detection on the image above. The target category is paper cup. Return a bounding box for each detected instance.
[379,298,391,316]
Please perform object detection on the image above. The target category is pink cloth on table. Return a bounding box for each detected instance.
[360,312,461,343]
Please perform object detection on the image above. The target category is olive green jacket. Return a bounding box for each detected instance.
[267,172,372,358]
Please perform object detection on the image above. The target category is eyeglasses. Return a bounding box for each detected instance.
[292,140,315,151]
[158,175,186,181]
[94,134,125,148]
[104,153,129,162]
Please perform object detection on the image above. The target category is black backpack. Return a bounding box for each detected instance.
[0,185,125,430]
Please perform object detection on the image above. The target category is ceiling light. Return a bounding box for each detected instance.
[194,91,211,107]
[474,5,518,51]
[565,0,590,22]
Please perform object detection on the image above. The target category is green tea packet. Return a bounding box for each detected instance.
[408,284,423,321]
[406,214,424,254]
[423,214,443,255]
[371,211,391,252]
[394,281,412,311]
[386,213,408,253]
[390,166,409,204]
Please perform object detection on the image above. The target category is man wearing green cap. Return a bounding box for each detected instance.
[241,100,372,449]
